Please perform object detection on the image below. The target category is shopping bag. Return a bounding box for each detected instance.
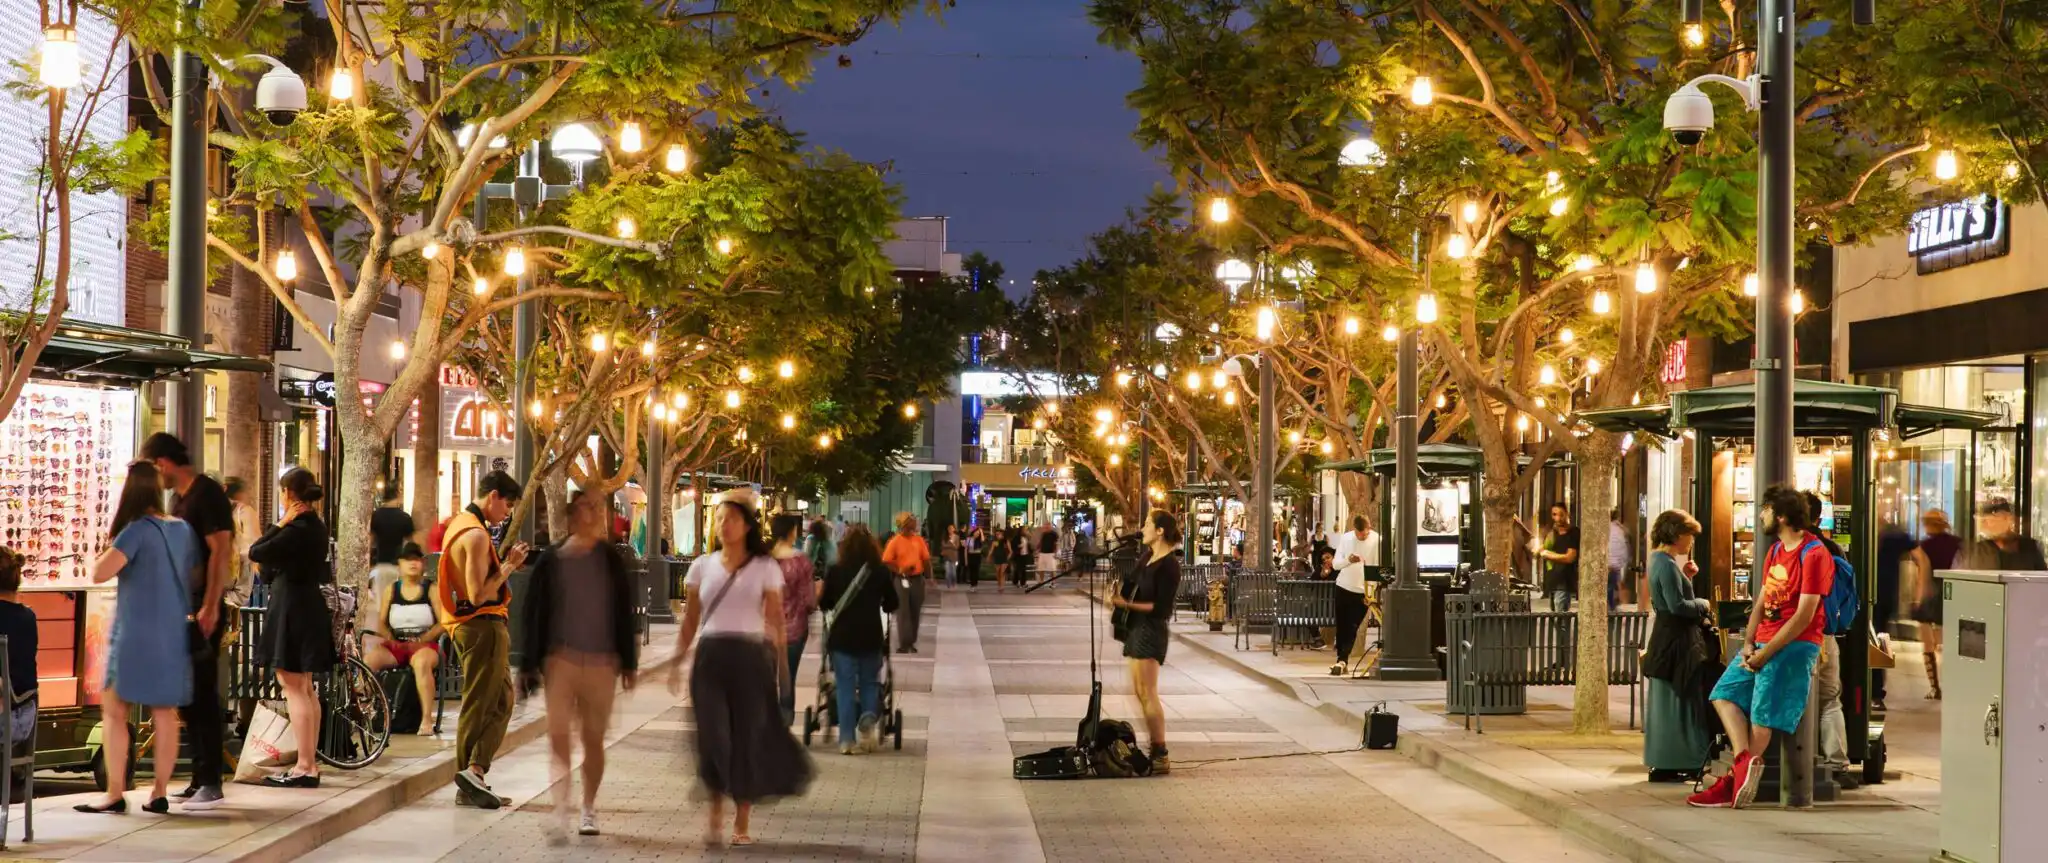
[232,702,296,785]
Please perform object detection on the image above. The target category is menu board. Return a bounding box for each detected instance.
[0,381,134,589]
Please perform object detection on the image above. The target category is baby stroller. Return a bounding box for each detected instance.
[800,596,904,750]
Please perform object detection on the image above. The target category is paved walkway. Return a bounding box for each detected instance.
[1171,613,1944,863]
[297,586,1618,861]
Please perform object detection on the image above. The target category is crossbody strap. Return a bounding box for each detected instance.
[697,556,751,625]
[829,564,873,622]
[143,519,193,616]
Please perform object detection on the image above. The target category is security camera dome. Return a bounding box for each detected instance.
[255,66,307,125]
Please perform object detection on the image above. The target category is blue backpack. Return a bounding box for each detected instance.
[1778,538,1859,637]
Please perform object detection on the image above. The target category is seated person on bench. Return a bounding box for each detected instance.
[365,543,443,735]
[0,549,35,745]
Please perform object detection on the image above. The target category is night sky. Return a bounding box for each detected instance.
[769,3,1173,294]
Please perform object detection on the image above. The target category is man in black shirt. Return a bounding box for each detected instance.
[141,433,235,811]
[1535,502,1580,611]
[371,483,415,575]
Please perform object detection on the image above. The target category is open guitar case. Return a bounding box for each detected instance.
[1014,539,1145,780]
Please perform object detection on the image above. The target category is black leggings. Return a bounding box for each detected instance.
[1333,589,1369,665]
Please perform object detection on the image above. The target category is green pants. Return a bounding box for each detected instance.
[451,617,513,773]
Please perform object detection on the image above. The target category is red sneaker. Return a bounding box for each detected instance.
[1686,771,1736,808]
[1730,751,1762,810]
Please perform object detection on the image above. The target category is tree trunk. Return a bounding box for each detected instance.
[411,374,441,542]
[545,463,570,543]
[223,249,267,489]
[336,413,388,591]
[1573,429,1621,735]
[1481,473,1518,576]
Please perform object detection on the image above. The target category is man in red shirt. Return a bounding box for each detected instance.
[1688,484,1833,810]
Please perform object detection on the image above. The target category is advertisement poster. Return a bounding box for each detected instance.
[1418,487,1462,536]
[0,381,134,588]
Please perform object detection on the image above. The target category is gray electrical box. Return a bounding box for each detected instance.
[1939,570,2048,863]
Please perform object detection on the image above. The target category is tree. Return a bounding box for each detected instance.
[120,0,939,582]
[1094,0,1933,731]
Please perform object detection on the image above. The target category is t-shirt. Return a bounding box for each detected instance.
[371,506,414,565]
[1756,534,1835,645]
[1543,526,1581,594]
[883,533,931,577]
[1333,530,1380,593]
[1920,532,1963,570]
[553,547,615,655]
[1607,522,1631,573]
[172,474,234,605]
[685,553,781,638]
[0,599,37,702]
[1874,528,1917,618]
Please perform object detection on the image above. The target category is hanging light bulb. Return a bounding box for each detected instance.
[328,67,355,101]
[1184,369,1204,391]
[1540,364,1558,386]
[1743,272,1760,297]
[390,340,406,361]
[1435,393,1448,409]
[737,365,755,383]
[1460,200,1481,225]
[422,240,441,260]
[652,404,667,422]
[1416,293,1439,324]
[529,398,544,418]
[1592,289,1612,315]
[1791,291,1807,314]
[1535,397,1548,408]
[1223,389,1239,406]
[640,339,655,358]
[1586,356,1603,375]
[780,412,796,430]
[665,143,689,173]
[1560,327,1575,344]
[1549,196,1570,217]
[903,403,919,419]
[1635,262,1658,294]
[1515,414,1531,432]
[1683,22,1706,47]
[672,391,688,410]
[1255,306,1278,341]
[503,246,527,276]
[1032,417,1047,430]
[1343,315,1361,336]
[273,249,298,281]
[1207,197,1232,224]
[618,121,644,154]
[472,276,489,296]
[1409,75,1435,106]
[778,359,795,379]
[715,237,734,256]
[1934,149,1960,181]
[1445,233,1470,260]
[1574,254,1597,272]
[817,433,833,449]
[616,215,636,239]
[1108,453,1122,466]
[724,389,742,409]
[2005,162,2023,181]
[1633,392,1644,406]
[589,332,609,353]
[1382,323,1400,342]
[1211,369,1229,390]
[1093,407,1114,423]
[1287,430,1304,446]
[1320,440,1335,456]
[38,26,79,89]
[1114,370,1132,388]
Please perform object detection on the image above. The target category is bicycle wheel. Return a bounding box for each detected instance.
[317,657,391,770]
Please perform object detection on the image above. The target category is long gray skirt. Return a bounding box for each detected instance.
[690,635,814,802]
[1643,677,1711,771]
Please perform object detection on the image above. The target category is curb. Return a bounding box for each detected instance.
[202,647,686,863]
[1162,625,1690,863]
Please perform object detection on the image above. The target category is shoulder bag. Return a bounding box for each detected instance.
[824,564,872,631]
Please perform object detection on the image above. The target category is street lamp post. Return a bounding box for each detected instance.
[1214,256,1276,571]
[1378,229,1440,681]
[165,0,209,467]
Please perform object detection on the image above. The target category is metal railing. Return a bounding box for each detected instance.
[1230,570,1283,651]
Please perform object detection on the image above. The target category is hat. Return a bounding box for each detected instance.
[398,541,425,561]
[1982,499,2016,517]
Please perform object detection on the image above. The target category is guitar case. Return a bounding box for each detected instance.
[1012,745,1090,779]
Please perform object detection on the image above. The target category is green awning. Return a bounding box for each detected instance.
[1897,403,2002,439]
[1579,380,1998,438]
[1171,481,1230,495]
[33,320,270,383]
[1579,403,1675,436]
[1363,443,1486,476]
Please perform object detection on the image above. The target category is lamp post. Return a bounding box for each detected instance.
[1377,224,1441,681]
[1213,257,1277,570]
[165,0,210,466]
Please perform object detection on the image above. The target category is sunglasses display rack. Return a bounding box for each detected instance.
[0,381,135,590]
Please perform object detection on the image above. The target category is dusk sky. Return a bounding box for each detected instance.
[768,3,1174,294]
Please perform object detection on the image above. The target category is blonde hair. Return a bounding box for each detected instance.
[894,511,918,533]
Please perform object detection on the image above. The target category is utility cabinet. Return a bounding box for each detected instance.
[1939,570,2048,863]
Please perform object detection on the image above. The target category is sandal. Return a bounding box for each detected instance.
[731,834,754,847]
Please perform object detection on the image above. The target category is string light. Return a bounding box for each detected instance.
[1435,393,1448,409]
[1033,417,1047,430]
[724,389,742,409]
[640,339,655,358]
[1535,397,1548,408]
[1255,306,1278,341]
[1211,369,1228,390]
[1115,369,1134,388]
[903,403,919,419]
[1223,389,1238,406]
[1460,200,1481,224]
[1586,357,1603,375]
[1445,233,1470,260]
[503,247,526,276]
[529,399,544,418]
[735,365,754,383]
[1184,369,1204,391]
[1635,262,1658,294]
[817,433,833,449]
[390,340,406,361]
[1574,254,1597,272]
[1549,197,1570,217]
[1683,22,1706,47]
[781,412,796,430]
[472,276,489,295]
[652,403,667,421]
[1207,197,1232,224]
[1108,453,1122,466]
[1382,323,1400,341]
[38,27,79,89]
[1560,327,1575,344]
[715,237,734,255]
[589,332,608,353]
[2005,162,2022,181]
[1287,430,1303,446]
[1592,289,1612,315]
[1409,75,1435,106]
[618,121,644,154]
[273,250,298,281]
[1540,364,1558,386]
[673,391,689,410]
[1416,293,1439,324]
[328,67,355,100]
[616,215,636,239]
[666,143,689,173]
[1319,440,1334,455]
[1791,291,1807,314]
[1343,316,1361,336]
[421,241,440,260]
[1743,272,1760,297]
[1934,149,1959,181]
[778,359,796,379]
[1516,414,1531,432]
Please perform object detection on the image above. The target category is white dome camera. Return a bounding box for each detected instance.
[255,65,308,125]
[1663,86,1714,146]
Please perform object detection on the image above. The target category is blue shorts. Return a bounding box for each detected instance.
[1710,640,1820,734]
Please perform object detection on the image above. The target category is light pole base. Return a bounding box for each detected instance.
[1377,585,1440,681]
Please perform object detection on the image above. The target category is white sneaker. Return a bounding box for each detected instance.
[839,742,857,755]
[578,811,600,836]
[857,713,881,753]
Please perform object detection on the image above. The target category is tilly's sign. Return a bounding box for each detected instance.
[1907,196,2009,274]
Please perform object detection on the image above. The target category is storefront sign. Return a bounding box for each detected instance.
[449,397,514,443]
[1908,195,2009,273]
[1658,340,1689,385]
[279,373,337,406]
[1019,467,1058,479]
[440,364,481,388]
[1054,478,1078,496]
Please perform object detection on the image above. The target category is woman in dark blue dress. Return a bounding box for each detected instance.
[249,467,337,789]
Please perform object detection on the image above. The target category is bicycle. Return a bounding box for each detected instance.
[311,585,391,769]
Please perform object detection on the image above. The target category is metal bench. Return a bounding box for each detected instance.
[1456,610,1651,733]
[1176,563,1225,620]
[1231,570,1281,651]
[1272,579,1337,654]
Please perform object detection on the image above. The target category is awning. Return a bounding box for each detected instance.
[31,320,270,383]
[1578,380,1998,438]
[1362,443,1486,476]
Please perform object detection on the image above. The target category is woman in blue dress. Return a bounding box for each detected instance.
[76,461,197,814]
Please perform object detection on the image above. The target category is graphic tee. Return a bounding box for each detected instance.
[1756,534,1835,645]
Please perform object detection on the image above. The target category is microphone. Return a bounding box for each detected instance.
[1112,531,1144,546]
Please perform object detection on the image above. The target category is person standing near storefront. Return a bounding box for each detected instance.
[882,514,930,654]
[1909,508,1962,700]
[139,433,234,812]
[1607,510,1630,611]
[1329,516,1379,677]
[248,468,338,790]
[1533,502,1580,613]
[441,470,530,809]
[940,526,961,589]
[1642,510,1713,782]
[371,483,414,586]
[1107,510,1183,775]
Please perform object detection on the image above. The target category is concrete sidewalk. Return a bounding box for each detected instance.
[0,624,683,863]
[1170,618,1942,863]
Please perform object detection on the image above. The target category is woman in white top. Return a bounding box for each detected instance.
[1330,515,1380,677]
[668,495,812,847]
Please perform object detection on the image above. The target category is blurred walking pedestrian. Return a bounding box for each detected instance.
[883,513,931,654]
[518,491,638,842]
[76,461,196,815]
[820,524,897,753]
[941,525,961,588]
[669,494,812,848]
[1909,509,1961,700]
[771,514,818,725]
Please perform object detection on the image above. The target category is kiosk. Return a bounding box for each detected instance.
[1583,379,1996,786]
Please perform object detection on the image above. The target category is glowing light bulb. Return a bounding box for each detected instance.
[1791,291,1806,314]
[2005,162,2022,181]
[640,339,655,358]
[1574,254,1597,272]
[1744,272,1760,297]
[472,276,489,295]
[1287,430,1303,446]
[618,121,644,154]
[1435,393,1448,409]
[1416,293,1439,324]
[503,246,526,276]
[1343,316,1361,336]
[1635,262,1658,294]
[1515,414,1531,432]
[1207,197,1231,224]
[1460,200,1481,224]
[1934,149,1959,181]
[1536,397,1548,408]
[724,389,741,409]
[1592,289,1612,315]
[529,399,544,418]
[390,340,406,361]
[1446,233,1469,260]
[1320,440,1334,455]
[328,67,355,101]
[38,27,79,89]
[817,433,833,449]
[780,413,796,430]
[652,404,666,421]
[1683,22,1706,47]
[1586,357,1603,375]
[737,366,754,383]
[1108,453,1122,467]
[589,332,608,353]
[1033,417,1047,430]
[273,249,298,281]
[903,403,919,419]
[1045,401,1058,415]
[715,237,734,256]
[1115,370,1132,388]
[421,240,441,260]
[1223,389,1238,406]
[1211,369,1228,390]
[1409,75,1435,106]
[1540,364,1558,386]
[672,391,688,410]
[778,360,795,379]
[665,143,689,173]
[1545,170,1563,193]
[1382,323,1400,342]
[1255,306,1278,341]
[1094,407,1114,423]
[1549,197,1570,217]
[1184,370,1203,391]
[1560,327,1575,344]
[616,215,636,238]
